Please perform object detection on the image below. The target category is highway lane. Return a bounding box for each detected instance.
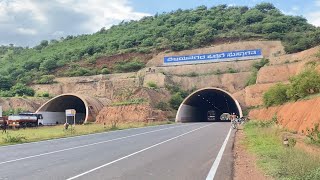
[0,122,233,180]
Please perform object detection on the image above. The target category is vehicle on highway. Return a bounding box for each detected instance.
[8,113,43,128]
[207,110,216,121]
[220,113,231,121]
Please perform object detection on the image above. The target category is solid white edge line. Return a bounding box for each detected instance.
[0,124,193,165]
[0,123,179,148]
[206,127,232,180]
[66,123,213,180]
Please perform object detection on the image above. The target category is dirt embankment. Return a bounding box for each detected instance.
[96,105,167,124]
[0,97,48,112]
[249,97,320,134]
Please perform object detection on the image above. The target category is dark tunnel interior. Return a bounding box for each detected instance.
[42,95,86,113]
[176,89,241,122]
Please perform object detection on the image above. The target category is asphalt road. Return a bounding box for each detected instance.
[0,122,234,180]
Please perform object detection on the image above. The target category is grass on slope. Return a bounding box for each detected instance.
[243,121,320,180]
[0,121,173,146]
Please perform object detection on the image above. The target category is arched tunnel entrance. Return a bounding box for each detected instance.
[175,88,242,123]
[36,94,104,125]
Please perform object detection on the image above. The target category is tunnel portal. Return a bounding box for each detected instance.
[36,93,104,125]
[175,88,242,122]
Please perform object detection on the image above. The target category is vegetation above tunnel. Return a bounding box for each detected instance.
[1,2,320,97]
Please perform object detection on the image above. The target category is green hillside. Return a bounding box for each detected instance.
[0,3,320,97]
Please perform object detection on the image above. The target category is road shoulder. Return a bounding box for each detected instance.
[233,127,272,180]
[213,128,235,180]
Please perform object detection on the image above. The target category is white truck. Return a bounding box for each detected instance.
[8,113,43,128]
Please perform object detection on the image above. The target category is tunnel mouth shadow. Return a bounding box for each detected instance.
[175,88,242,123]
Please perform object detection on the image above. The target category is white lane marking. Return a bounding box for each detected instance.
[0,123,179,148]
[0,124,193,165]
[206,127,232,180]
[66,123,213,180]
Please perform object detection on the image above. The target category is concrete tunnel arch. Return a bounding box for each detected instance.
[36,93,104,125]
[175,88,243,123]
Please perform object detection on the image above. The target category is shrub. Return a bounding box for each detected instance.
[36,75,55,84]
[100,68,110,74]
[227,67,238,73]
[65,67,97,77]
[186,72,199,77]
[155,101,170,111]
[286,69,320,100]
[306,124,320,145]
[3,133,27,143]
[0,90,14,97]
[111,98,146,106]
[315,51,320,58]
[263,83,289,107]
[214,69,222,75]
[36,91,50,97]
[252,58,269,70]
[147,81,158,89]
[114,60,145,73]
[246,70,258,86]
[2,108,25,116]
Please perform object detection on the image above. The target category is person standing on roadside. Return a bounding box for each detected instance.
[230,113,236,121]
[2,119,8,133]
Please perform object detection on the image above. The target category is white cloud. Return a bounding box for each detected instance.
[16,28,37,35]
[306,0,320,27]
[0,0,47,23]
[53,0,150,32]
[307,12,320,27]
[292,6,299,11]
[0,0,150,46]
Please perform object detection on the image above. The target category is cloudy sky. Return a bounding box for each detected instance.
[0,0,319,47]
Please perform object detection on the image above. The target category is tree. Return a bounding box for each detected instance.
[254,3,276,13]
[0,76,13,90]
[40,58,58,71]
[10,83,35,96]
[242,9,265,24]
[40,40,49,47]
[169,92,184,110]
